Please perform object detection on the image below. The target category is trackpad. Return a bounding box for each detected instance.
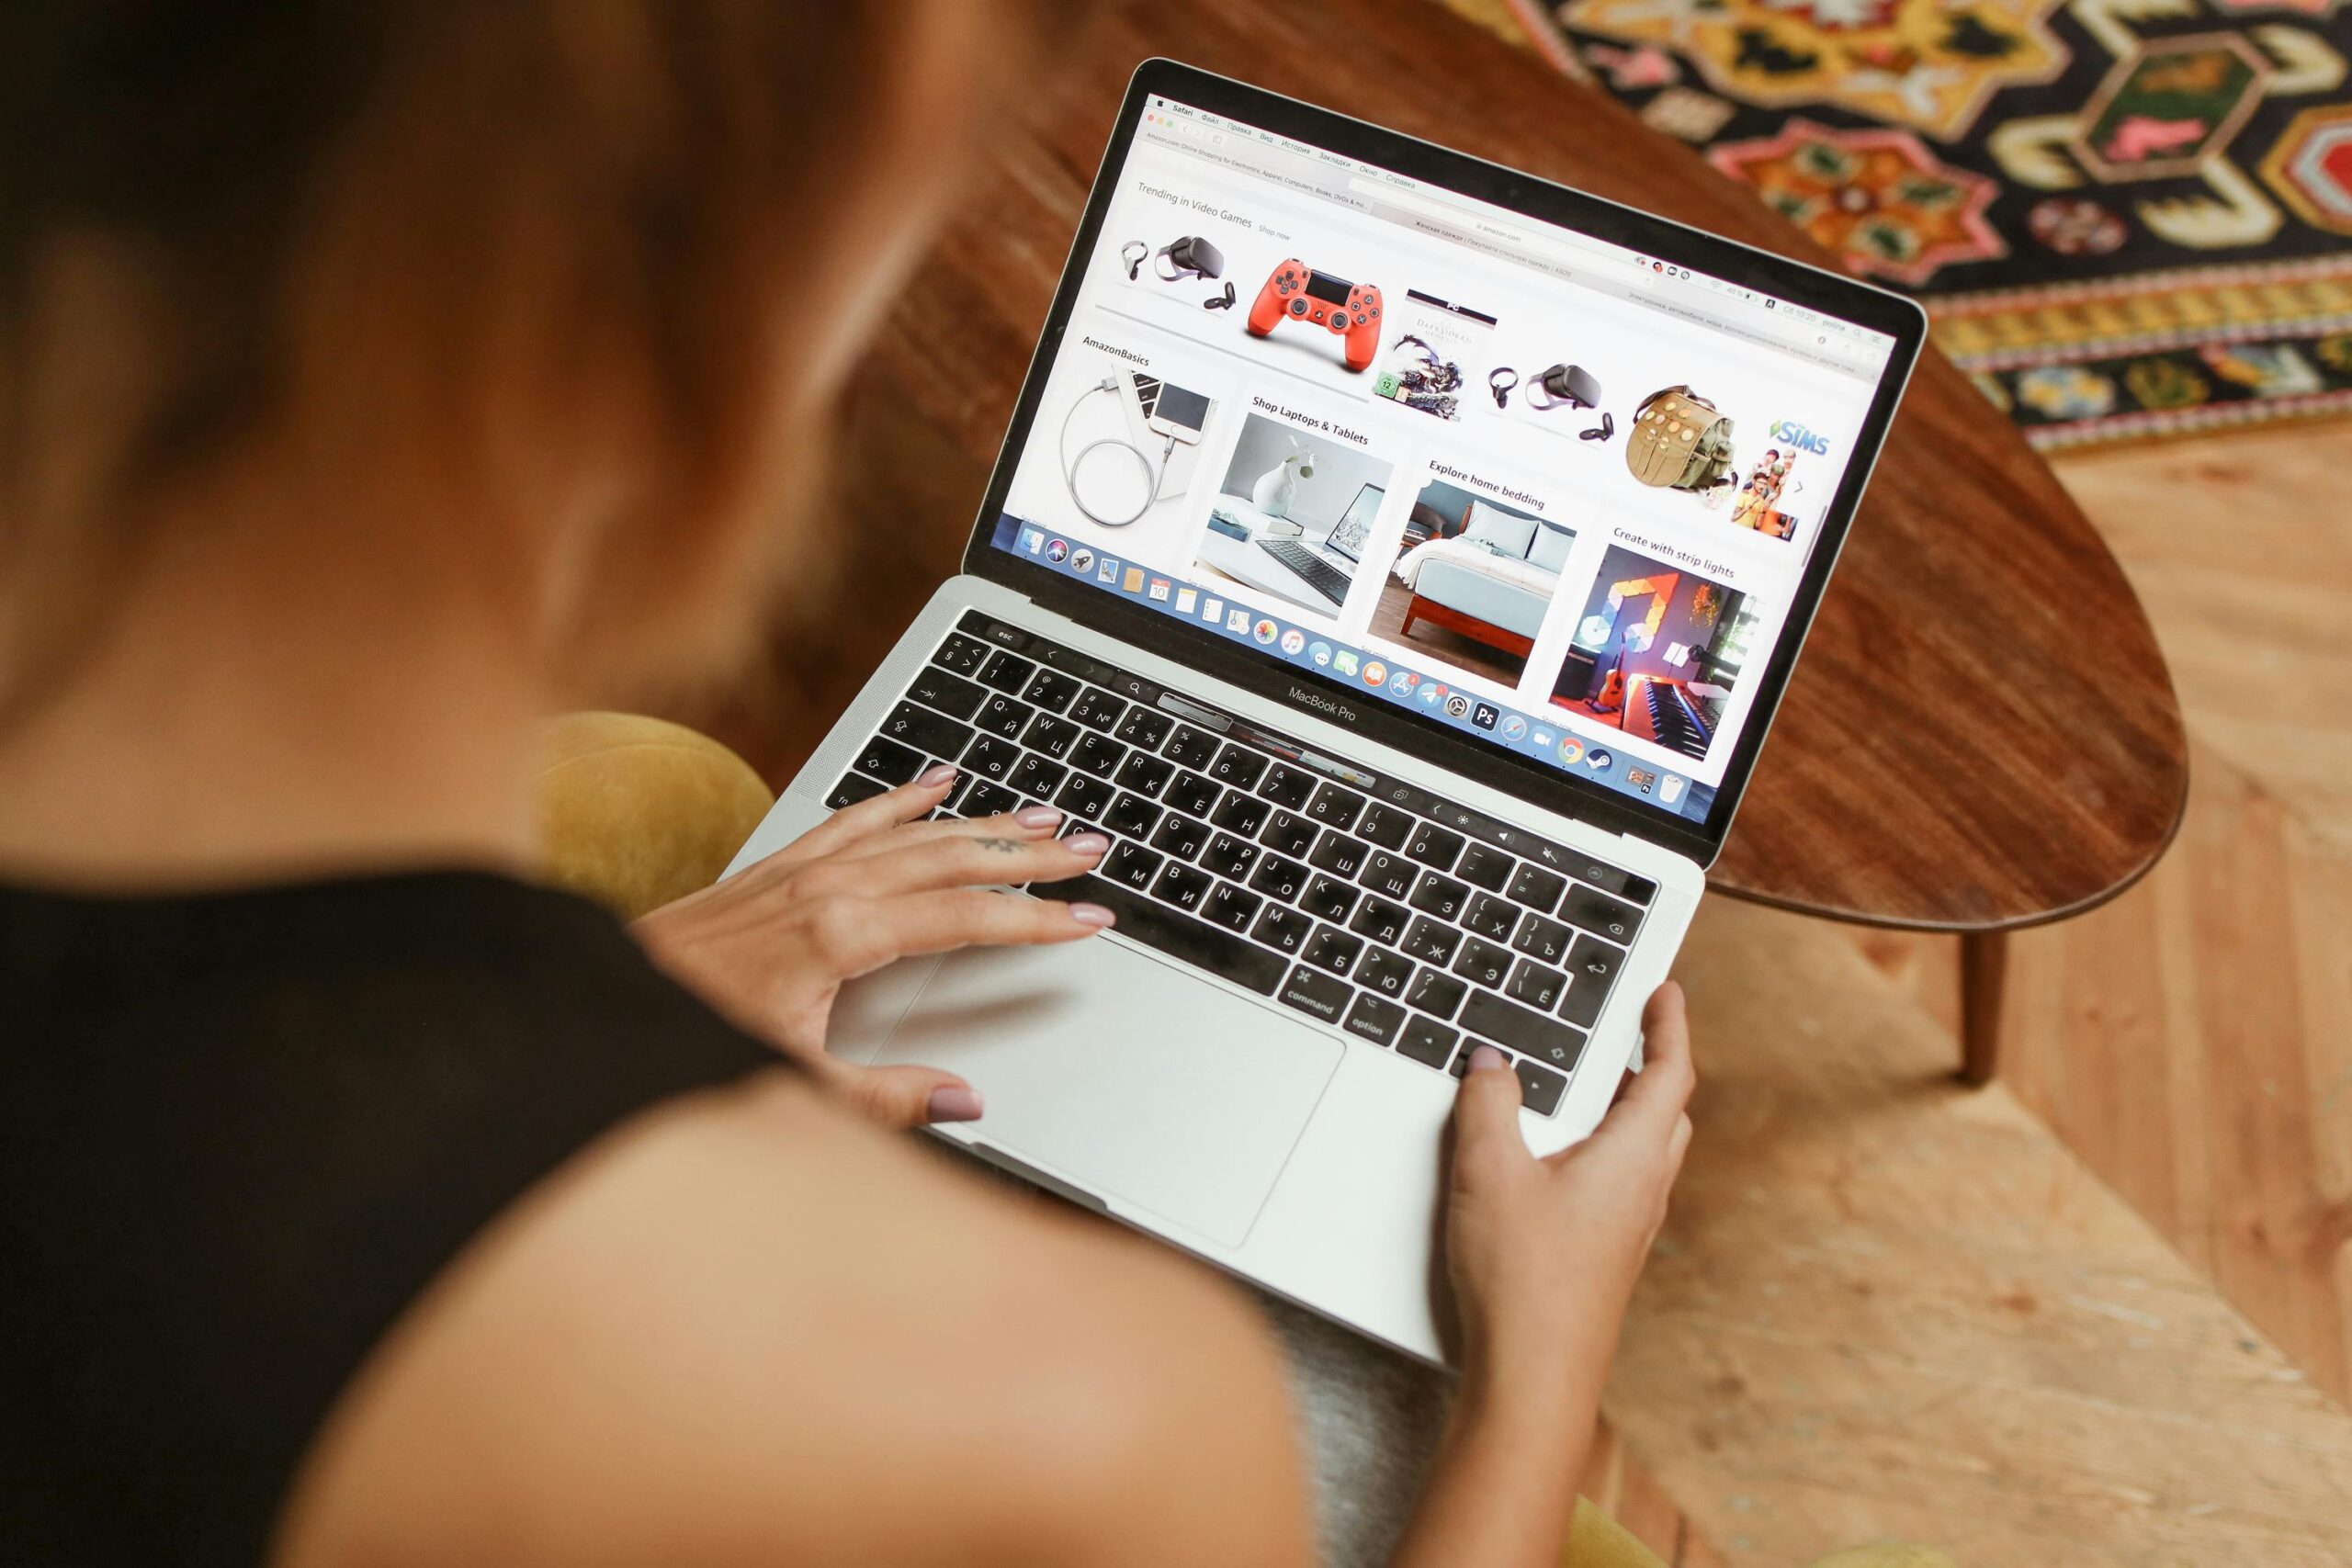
[876,940,1342,1247]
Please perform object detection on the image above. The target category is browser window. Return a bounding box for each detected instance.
[986,91,1898,824]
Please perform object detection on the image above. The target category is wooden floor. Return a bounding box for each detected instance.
[1599,420,2352,1565]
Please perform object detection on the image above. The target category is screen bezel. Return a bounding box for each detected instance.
[958,58,1927,868]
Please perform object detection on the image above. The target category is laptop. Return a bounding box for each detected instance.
[1257,480,1381,607]
[724,60,1924,1364]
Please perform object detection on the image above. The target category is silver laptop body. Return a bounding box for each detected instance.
[726,62,1923,1364]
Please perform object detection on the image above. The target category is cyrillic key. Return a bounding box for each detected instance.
[1029,874,1286,996]
[1251,904,1312,954]
[1510,913,1573,964]
[1249,854,1308,903]
[1260,810,1317,858]
[1053,773,1114,821]
[1349,897,1409,946]
[1211,792,1270,836]
[1067,686,1126,731]
[1506,958,1566,1011]
[974,694,1033,739]
[1302,925,1363,976]
[1150,861,1213,914]
[1103,840,1163,891]
[1359,851,1418,901]
[1301,874,1358,924]
[1203,881,1262,933]
[1103,792,1161,840]
[1402,917,1460,964]
[1150,812,1209,862]
[1163,770,1219,818]
[1307,831,1369,879]
[1354,947,1414,998]
[1408,872,1470,921]
[1007,754,1067,802]
[1464,893,1519,942]
[1200,831,1259,881]
[1452,937,1511,988]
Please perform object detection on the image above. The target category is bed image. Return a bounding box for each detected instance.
[1387,502,1573,664]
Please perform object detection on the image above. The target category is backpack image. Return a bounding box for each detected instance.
[1626,387,1736,492]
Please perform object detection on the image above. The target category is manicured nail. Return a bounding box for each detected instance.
[917,763,957,787]
[1469,1044,1508,1074]
[1069,902,1116,928]
[1065,832,1111,857]
[926,1084,984,1122]
[1015,805,1062,829]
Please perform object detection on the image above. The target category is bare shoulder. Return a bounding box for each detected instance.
[277,1074,1310,1567]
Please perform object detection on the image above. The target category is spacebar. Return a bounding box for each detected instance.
[1029,874,1287,996]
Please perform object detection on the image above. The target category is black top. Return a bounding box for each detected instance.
[0,871,779,1565]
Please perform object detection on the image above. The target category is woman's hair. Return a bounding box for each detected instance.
[0,1,1039,708]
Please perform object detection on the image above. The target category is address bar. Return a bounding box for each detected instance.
[1347,178,1654,290]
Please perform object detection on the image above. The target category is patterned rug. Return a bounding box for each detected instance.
[1448,0,2352,447]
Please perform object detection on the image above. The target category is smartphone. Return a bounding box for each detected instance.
[1146,382,1212,445]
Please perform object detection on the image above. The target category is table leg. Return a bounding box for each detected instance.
[1960,929,2007,1086]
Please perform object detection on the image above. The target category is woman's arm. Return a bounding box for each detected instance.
[1390,985,1697,1568]
[276,1075,1313,1567]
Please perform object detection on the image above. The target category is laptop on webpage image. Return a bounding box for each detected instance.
[724,60,1925,1364]
[1214,479,1383,612]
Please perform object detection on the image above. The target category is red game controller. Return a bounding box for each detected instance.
[1246,260,1383,372]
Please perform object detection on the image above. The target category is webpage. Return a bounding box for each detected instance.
[987,92,1897,825]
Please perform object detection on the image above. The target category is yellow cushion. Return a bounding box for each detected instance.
[531,712,775,919]
[1568,1497,1669,1567]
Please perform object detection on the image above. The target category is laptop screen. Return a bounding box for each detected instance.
[981,84,1904,829]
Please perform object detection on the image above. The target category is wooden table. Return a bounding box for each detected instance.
[762,0,2189,1084]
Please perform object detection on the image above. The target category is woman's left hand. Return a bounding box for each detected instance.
[630,765,1113,1128]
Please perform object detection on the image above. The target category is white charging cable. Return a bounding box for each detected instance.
[1059,378,1175,528]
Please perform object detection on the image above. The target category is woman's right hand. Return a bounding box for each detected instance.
[1443,982,1695,1389]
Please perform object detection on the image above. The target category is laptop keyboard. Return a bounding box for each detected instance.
[1255,537,1352,605]
[823,611,1655,1118]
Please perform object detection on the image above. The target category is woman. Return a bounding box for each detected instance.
[0,5,1694,1564]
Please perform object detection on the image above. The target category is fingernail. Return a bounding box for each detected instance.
[1069,902,1116,928]
[1015,805,1062,829]
[925,1084,984,1122]
[917,763,957,787]
[1469,1044,1508,1074]
[1065,832,1111,857]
